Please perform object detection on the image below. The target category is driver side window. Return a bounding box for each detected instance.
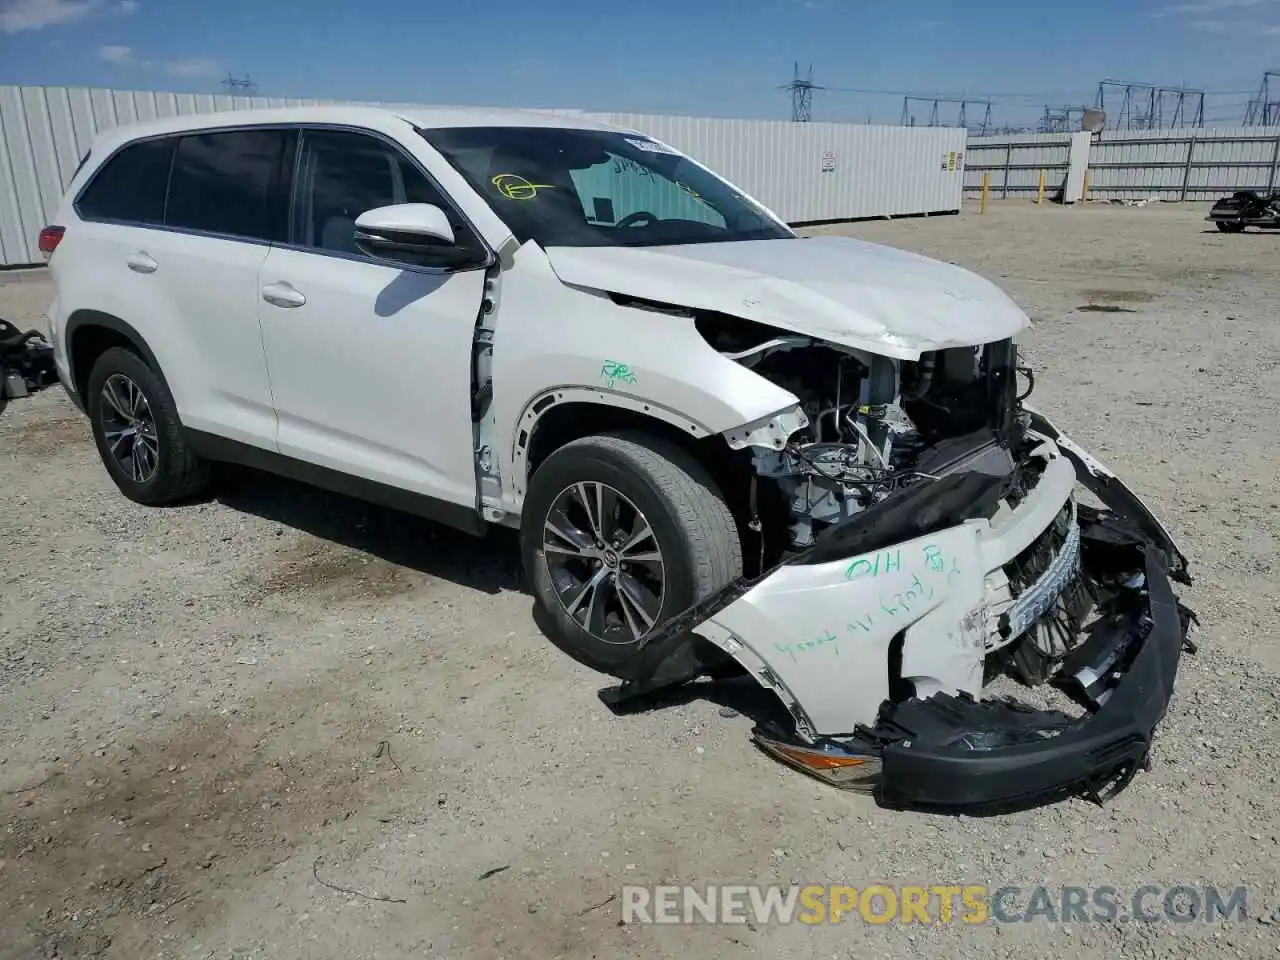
[290,128,483,265]
[568,152,727,229]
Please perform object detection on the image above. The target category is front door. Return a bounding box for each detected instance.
[257,127,490,509]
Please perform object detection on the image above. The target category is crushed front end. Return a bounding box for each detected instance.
[602,331,1195,813]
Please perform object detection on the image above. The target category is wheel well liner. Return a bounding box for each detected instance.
[65,310,162,397]
[518,399,753,540]
[523,401,709,478]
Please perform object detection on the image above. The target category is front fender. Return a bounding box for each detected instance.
[488,240,806,514]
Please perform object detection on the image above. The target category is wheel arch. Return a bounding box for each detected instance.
[65,310,165,399]
[516,391,714,484]
[513,390,753,534]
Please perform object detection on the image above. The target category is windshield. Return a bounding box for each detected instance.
[421,126,795,248]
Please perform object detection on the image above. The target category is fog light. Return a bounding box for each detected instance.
[754,731,882,792]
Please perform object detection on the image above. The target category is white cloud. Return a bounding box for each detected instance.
[96,44,222,79]
[0,0,136,33]
[1165,0,1273,11]
[1159,0,1280,36]
[162,56,221,78]
[97,42,132,63]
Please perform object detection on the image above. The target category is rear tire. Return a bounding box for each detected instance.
[520,431,743,676]
[86,346,212,506]
[1216,220,1246,233]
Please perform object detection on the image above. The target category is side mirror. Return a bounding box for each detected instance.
[353,203,456,261]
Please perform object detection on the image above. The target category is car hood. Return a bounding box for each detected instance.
[543,235,1030,360]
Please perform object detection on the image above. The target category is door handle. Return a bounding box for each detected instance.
[126,251,158,273]
[261,281,306,308]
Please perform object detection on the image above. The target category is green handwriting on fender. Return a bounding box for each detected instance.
[600,360,638,389]
[880,573,935,616]
[845,543,962,586]
[844,549,902,581]
[772,545,967,658]
[775,630,840,662]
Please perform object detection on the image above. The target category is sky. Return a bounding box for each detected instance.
[0,0,1276,127]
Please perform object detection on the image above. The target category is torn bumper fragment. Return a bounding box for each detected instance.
[754,533,1192,813]
[600,417,1195,813]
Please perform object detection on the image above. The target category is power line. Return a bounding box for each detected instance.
[900,96,992,134]
[220,73,258,96]
[779,62,823,122]
[1243,71,1280,125]
[778,63,1264,125]
[1095,79,1205,129]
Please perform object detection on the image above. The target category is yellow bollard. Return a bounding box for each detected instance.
[981,173,989,214]
[1036,170,1046,204]
[1083,169,1091,201]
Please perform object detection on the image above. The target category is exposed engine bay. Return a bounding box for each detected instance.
[599,313,1197,814]
[699,313,1030,548]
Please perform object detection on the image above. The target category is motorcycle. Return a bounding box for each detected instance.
[1206,190,1280,233]
[0,318,57,417]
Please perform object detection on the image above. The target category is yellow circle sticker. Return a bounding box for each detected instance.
[491,174,556,200]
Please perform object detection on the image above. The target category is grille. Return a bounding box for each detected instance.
[1005,501,1073,599]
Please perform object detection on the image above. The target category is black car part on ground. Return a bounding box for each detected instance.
[0,319,57,416]
[600,445,1195,813]
[797,508,1197,815]
[1206,190,1280,232]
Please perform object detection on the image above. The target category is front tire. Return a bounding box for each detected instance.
[520,431,743,676]
[86,346,212,506]
[1216,220,1246,233]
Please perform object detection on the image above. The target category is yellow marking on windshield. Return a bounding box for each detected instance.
[675,180,708,205]
[491,173,557,200]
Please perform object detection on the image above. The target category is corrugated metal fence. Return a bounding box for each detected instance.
[965,126,1280,201]
[601,113,967,225]
[0,84,967,267]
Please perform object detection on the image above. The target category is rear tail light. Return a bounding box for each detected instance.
[38,225,65,259]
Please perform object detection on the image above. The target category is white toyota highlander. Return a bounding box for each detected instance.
[41,105,1195,812]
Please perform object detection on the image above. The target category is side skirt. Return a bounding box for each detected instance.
[185,429,489,537]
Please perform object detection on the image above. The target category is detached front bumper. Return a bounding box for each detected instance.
[601,412,1194,813]
[840,541,1188,813]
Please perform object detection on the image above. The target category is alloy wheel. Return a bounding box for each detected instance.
[99,373,160,483]
[542,481,666,644]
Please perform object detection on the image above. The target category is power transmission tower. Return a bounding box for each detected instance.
[1244,71,1280,125]
[1094,80,1204,129]
[780,63,822,122]
[221,73,259,97]
[1039,105,1088,133]
[900,96,992,135]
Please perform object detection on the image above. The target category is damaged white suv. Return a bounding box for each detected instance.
[44,105,1195,811]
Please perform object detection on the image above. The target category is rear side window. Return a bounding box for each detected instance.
[76,138,174,224]
[165,129,288,241]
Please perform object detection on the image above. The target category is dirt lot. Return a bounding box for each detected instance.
[2,200,1278,960]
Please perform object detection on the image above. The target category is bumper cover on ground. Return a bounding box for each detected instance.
[601,423,1195,814]
[867,545,1190,813]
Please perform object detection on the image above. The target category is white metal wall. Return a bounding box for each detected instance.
[0,84,966,267]
[964,126,1280,201]
[598,113,967,224]
[962,132,1075,198]
[1087,126,1280,200]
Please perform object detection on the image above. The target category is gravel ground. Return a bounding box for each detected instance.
[2,200,1278,960]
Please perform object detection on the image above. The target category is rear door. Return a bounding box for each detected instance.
[69,127,290,448]
[151,127,293,446]
[256,127,490,509]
